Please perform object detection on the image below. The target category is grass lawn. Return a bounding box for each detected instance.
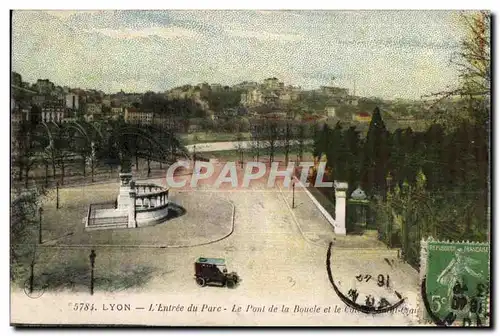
[206,146,314,162]
[179,132,252,145]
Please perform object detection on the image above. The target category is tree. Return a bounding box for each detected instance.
[281,121,293,166]
[145,144,153,177]
[422,124,446,190]
[442,129,459,189]
[429,11,490,129]
[399,128,418,186]
[453,121,478,189]
[200,117,216,132]
[325,122,342,182]
[11,71,22,87]
[342,126,361,190]
[10,118,47,281]
[387,128,404,186]
[206,90,242,112]
[361,107,389,194]
[233,132,246,168]
[263,121,280,164]
[313,123,329,159]
[222,118,240,133]
[36,123,59,180]
[131,134,140,171]
[77,121,106,183]
[295,123,308,161]
[88,141,99,182]
[53,126,72,185]
[10,186,45,282]
[457,12,490,100]
[12,121,39,186]
[237,117,251,133]
[70,126,92,179]
[250,122,264,162]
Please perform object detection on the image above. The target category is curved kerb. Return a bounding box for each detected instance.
[42,198,236,249]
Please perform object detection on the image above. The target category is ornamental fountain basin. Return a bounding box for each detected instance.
[85,173,170,231]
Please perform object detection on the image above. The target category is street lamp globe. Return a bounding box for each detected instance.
[386,172,393,189]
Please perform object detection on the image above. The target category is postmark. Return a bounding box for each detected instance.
[23,277,45,299]
[326,242,406,314]
[419,238,490,326]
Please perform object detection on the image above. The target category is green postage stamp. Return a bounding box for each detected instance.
[419,238,490,327]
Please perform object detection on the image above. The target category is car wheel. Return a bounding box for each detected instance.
[226,279,235,288]
[196,277,206,287]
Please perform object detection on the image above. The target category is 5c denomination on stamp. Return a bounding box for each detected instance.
[419,238,490,327]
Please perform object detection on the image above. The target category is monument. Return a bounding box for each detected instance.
[117,172,134,209]
[84,152,171,230]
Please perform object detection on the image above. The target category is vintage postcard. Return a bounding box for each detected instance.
[10,10,491,327]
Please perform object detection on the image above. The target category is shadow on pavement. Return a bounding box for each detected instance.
[164,202,187,220]
[35,263,157,293]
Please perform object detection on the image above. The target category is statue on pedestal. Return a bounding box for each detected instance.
[117,148,134,209]
[119,149,132,174]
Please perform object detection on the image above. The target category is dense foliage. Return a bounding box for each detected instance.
[313,106,489,268]
[142,92,206,118]
[313,107,488,195]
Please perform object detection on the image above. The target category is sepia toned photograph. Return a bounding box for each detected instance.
[9,9,491,327]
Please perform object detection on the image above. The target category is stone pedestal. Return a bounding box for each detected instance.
[128,190,137,228]
[117,173,133,209]
[334,181,348,236]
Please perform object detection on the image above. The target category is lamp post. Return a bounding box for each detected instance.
[56,182,60,209]
[89,250,96,295]
[385,172,393,201]
[292,181,296,209]
[29,258,35,294]
[38,207,43,244]
[90,141,96,182]
[44,161,48,187]
[386,172,393,191]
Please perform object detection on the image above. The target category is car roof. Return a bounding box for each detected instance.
[196,257,226,265]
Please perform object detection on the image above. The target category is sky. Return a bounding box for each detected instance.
[11,10,469,100]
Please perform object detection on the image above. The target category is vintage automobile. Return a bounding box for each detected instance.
[194,257,240,288]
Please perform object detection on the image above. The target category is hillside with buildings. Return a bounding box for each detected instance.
[11,72,433,136]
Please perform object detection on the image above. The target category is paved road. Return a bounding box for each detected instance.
[132,176,419,325]
[185,139,314,153]
[12,172,420,326]
[158,179,420,326]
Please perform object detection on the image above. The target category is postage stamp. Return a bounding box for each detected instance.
[419,238,490,327]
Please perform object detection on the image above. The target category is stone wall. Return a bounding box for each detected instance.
[292,176,347,235]
[128,183,170,228]
[85,175,171,231]
[135,205,170,227]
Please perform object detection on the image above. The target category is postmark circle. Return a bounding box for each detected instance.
[24,278,45,299]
